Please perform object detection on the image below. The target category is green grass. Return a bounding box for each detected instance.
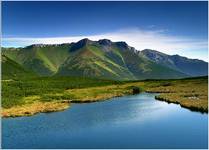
[2,45,70,76]
[2,75,208,117]
[2,76,122,108]
[144,76,208,113]
[2,55,36,80]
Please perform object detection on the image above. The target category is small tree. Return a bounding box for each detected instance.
[132,86,140,94]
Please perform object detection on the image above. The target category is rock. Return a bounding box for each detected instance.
[98,39,112,46]
[70,38,93,51]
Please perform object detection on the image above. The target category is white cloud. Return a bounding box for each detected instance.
[2,28,208,61]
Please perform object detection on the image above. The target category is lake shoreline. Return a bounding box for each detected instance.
[3,92,207,149]
[3,91,207,118]
[2,86,135,118]
[2,101,70,118]
[155,95,208,114]
[2,77,208,118]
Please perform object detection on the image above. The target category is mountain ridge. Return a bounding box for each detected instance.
[140,49,208,76]
[2,38,208,80]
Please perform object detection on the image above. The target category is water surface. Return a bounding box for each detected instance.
[2,93,208,148]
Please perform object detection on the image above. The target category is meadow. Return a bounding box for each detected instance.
[145,77,208,113]
[2,76,208,117]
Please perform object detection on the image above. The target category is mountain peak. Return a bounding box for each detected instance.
[142,49,163,53]
[70,38,93,51]
[141,49,168,58]
[79,38,91,42]
[3,38,208,79]
[25,44,45,48]
[115,41,129,49]
[77,38,93,45]
[98,39,112,46]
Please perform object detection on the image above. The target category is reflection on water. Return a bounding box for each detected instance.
[2,93,208,149]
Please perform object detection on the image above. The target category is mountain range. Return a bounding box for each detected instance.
[2,38,208,80]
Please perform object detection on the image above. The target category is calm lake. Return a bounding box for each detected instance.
[2,93,208,149]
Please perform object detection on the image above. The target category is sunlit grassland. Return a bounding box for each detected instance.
[2,76,207,117]
[2,100,69,118]
[144,77,208,113]
[2,76,142,117]
[2,76,122,108]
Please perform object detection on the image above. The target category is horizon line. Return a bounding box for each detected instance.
[2,37,208,63]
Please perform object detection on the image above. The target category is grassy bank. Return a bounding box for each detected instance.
[2,76,208,117]
[2,101,70,117]
[2,76,121,108]
[2,77,143,117]
[144,76,208,113]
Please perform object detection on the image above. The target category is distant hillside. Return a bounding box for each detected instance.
[2,45,69,76]
[140,49,208,76]
[2,38,207,80]
[2,54,36,79]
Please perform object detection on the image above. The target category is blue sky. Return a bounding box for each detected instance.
[2,1,208,61]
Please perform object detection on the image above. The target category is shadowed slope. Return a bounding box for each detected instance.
[2,54,36,79]
[141,49,208,76]
[3,38,204,80]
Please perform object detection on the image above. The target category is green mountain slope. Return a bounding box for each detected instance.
[3,38,199,80]
[57,44,136,80]
[2,54,36,79]
[140,49,208,76]
[2,44,70,76]
[56,39,187,80]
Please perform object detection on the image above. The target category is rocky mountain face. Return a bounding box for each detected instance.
[2,38,207,80]
[140,49,208,77]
